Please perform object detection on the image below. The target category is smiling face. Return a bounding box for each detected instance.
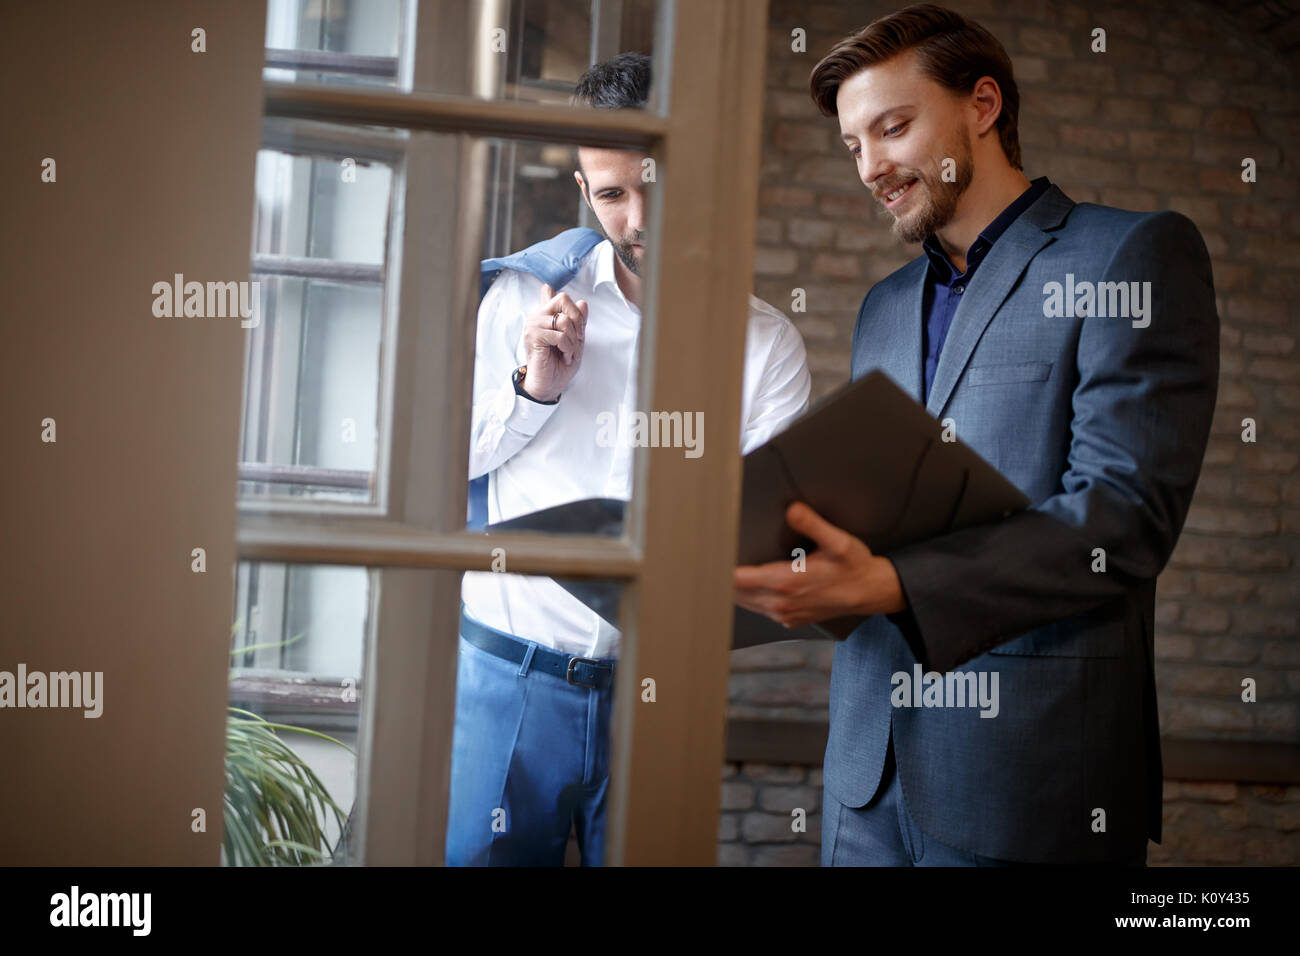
[836,51,975,245]
[575,147,647,275]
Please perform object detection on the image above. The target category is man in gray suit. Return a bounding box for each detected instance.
[734,4,1218,865]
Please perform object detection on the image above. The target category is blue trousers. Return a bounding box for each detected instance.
[444,622,614,866]
[823,731,1148,866]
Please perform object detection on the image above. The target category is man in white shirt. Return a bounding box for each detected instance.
[446,53,811,866]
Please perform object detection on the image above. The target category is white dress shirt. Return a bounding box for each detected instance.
[462,238,811,658]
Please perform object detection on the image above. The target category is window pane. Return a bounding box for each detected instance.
[464,126,810,539]
[227,561,371,866]
[239,277,383,503]
[464,131,663,536]
[241,139,395,506]
[253,149,394,266]
[401,0,664,107]
[496,0,660,106]
[264,0,404,89]
[448,571,625,865]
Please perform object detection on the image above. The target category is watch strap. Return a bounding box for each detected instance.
[513,365,559,405]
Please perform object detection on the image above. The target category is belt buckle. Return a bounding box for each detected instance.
[566,656,603,689]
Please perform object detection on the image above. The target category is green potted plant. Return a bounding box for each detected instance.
[224,626,355,866]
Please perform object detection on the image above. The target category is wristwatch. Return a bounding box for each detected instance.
[512,364,559,404]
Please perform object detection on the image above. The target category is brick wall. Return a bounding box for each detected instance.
[724,0,1300,865]
[719,763,824,866]
[717,763,1300,865]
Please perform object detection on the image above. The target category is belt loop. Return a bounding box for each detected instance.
[517,642,537,677]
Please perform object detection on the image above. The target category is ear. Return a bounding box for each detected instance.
[574,170,592,210]
[970,75,1002,138]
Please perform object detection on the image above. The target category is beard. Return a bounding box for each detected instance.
[609,231,643,275]
[878,130,974,245]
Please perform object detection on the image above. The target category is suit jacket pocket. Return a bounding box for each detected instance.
[965,361,1053,387]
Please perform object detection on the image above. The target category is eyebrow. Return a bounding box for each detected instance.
[841,104,915,141]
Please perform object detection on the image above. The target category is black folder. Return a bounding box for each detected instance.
[481,370,1029,647]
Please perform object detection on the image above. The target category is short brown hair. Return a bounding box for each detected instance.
[809,4,1022,171]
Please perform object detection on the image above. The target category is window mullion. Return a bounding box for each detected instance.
[605,0,765,866]
[263,80,668,148]
[351,567,461,864]
[236,516,642,577]
[252,254,384,284]
[261,115,407,164]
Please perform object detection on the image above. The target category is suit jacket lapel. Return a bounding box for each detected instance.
[855,260,925,403]
[889,265,926,403]
[924,186,1074,418]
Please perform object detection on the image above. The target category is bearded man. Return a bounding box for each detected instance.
[734,4,1219,866]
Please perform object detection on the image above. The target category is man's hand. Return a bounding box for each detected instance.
[521,283,589,401]
[733,501,907,629]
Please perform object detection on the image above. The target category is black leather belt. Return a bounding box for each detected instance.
[459,606,615,690]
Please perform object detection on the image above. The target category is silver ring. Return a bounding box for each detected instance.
[551,313,560,330]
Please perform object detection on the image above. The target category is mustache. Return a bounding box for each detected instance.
[873,175,922,200]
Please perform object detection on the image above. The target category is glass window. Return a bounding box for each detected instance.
[264,0,405,88]
[447,571,626,865]
[226,561,370,866]
[464,130,663,535]
[240,144,395,504]
[499,0,660,105]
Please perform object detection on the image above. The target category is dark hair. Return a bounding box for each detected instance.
[809,4,1022,170]
[571,52,651,109]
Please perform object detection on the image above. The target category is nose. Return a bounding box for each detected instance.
[626,188,646,236]
[858,143,891,191]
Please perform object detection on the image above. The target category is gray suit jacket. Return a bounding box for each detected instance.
[828,185,1219,863]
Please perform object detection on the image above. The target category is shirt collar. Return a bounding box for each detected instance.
[591,238,642,316]
[593,238,620,293]
[922,176,1052,282]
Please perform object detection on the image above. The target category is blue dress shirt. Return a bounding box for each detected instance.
[920,177,1052,402]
